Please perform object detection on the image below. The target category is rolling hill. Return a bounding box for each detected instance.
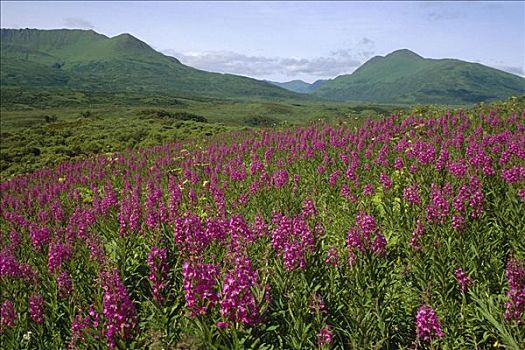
[0,28,302,100]
[312,49,525,104]
[268,79,327,94]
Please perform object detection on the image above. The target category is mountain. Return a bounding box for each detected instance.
[0,28,302,100]
[269,79,327,94]
[313,49,525,104]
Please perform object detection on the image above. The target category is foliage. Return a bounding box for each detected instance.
[313,49,525,104]
[1,98,524,349]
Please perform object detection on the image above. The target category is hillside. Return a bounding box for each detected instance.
[0,28,302,100]
[269,79,327,93]
[313,49,525,104]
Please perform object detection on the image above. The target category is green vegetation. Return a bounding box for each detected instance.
[268,79,327,94]
[0,93,411,178]
[278,50,525,104]
[1,28,305,100]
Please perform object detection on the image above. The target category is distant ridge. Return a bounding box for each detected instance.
[269,79,327,94]
[312,49,525,104]
[1,29,523,104]
[0,28,303,100]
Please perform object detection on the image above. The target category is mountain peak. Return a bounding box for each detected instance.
[385,49,423,60]
[110,33,151,50]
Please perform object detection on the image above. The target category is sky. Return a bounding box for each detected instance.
[1,1,524,83]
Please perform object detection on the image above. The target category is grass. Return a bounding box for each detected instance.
[0,90,410,178]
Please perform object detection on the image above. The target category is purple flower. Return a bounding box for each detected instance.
[57,271,73,298]
[317,325,334,347]
[454,268,472,293]
[1,300,16,330]
[70,305,101,348]
[272,169,289,189]
[372,233,387,256]
[380,173,393,190]
[452,214,465,232]
[29,225,50,251]
[182,260,219,316]
[309,292,326,314]
[303,199,317,218]
[410,220,425,251]
[328,170,341,187]
[271,214,313,271]
[426,184,450,224]
[216,321,230,329]
[100,269,137,349]
[356,211,377,237]
[416,305,445,341]
[29,293,44,324]
[325,247,339,266]
[220,255,264,326]
[363,183,374,196]
[147,246,169,304]
[505,258,525,322]
[48,241,72,273]
[403,184,421,206]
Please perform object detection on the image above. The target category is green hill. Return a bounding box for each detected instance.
[0,28,302,100]
[269,79,327,94]
[313,49,525,104]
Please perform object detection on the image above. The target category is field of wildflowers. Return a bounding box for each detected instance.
[1,101,524,349]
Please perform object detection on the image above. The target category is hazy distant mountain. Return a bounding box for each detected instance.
[313,49,525,104]
[269,79,327,93]
[0,28,302,100]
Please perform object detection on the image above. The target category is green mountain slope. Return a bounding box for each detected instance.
[269,79,327,93]
[314,49,525,104]
[0,28,302,100]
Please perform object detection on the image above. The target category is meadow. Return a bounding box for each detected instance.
[1,97,524,349]
[0,89,405,178]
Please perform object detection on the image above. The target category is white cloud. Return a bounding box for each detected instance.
[163,38,375,81]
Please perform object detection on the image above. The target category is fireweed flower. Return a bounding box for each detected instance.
[29,293,44,324]
[182,260,220,316]
[329,170,341,187]
[272,169,289,189]
[271,214,314,271]
[29,225,50,251]
[416,305,445,341]
[147,246,169,304]
[403,184,421,206]
[303,199,317,218]
[426,184,450,224]
[253,214,268,238]
[325,247,339,266]
[1,300,16,330]
[48,241,72,273]
[410,220,425,251]
[57,271,73,298]
[372,233,387,257]
[8,230,21,251]
[317,325,334,347]
[505,258,525,322]
[363,183,374,196]
[100,269,137,349]
[380,173,393,190]
[452,214,465,232]
[347,212,387,262]
[220,255,263,326]
[70,305,101,349]
[174,214,209,256]
[309,292,326,314]
[518,188,525,201]
[454,268,472,293]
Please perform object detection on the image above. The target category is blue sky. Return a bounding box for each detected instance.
[1,1,524,82]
